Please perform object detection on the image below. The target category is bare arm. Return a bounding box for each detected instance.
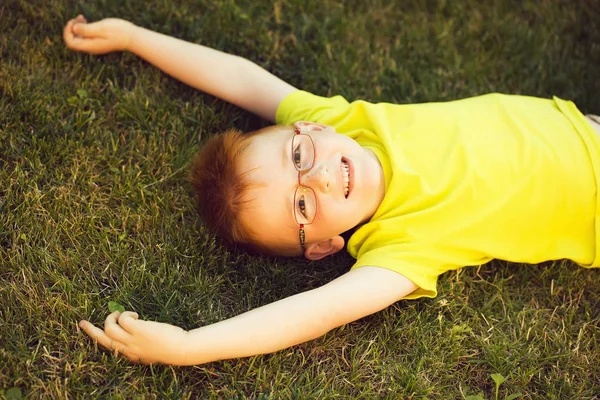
[63,16,296,121]
[79,266,418,365]
[182,266,417,364]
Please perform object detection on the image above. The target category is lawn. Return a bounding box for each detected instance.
[1,0,599,398]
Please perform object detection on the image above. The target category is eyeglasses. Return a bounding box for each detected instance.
[291,127,317,249]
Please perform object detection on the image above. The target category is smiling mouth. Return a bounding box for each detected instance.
[341,159,350,198]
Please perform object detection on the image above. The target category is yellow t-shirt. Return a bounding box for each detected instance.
[276,91,600,299]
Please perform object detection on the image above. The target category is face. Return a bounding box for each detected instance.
[237,123,386,257]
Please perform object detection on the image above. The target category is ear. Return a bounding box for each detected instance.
[303,235,345,260]
[293,121,336,134]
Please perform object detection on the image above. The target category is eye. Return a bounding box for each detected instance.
[297,196,307,217]
[293,147,302,169]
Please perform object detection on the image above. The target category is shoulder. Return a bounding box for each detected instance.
[276,90,352,126]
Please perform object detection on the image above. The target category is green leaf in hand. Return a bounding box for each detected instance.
[108,301,125,313]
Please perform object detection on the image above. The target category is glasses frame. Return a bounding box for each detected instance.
[292,127,317,249]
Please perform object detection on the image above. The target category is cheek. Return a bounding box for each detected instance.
[316,196,345,221]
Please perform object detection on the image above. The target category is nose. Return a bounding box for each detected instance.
[299,163,330,193]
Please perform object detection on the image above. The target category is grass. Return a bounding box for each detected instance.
[1,0,599,398]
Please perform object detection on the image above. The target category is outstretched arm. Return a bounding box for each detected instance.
[63,16,297,122]
[79,266,417,365]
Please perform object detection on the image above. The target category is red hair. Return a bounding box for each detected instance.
[188,126,286,255]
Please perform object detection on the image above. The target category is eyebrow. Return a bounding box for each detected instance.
[283,134,297,230]
[282,133,292,172]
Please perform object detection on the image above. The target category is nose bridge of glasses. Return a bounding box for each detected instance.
[299,163,329,192]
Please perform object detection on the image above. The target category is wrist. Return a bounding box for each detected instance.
[121,20,137,52]
[156,327,213,366]
[177,328,215,366]
[148,324,194,366]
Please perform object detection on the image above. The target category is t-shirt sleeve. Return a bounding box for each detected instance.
[350,240,469,300]
[351,254,436,300]
[276,90,351,126]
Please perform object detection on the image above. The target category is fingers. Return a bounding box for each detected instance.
[104,310,121,325]
[80,319,127,354]
[63,17,91,52]
[63,15,87,42]
[104,311,132,343]
[63,15,108,54]
[63,17,77,45]
[79,311,133,350]
[117,311,140,333]
[80,319,145,362]
[72,20,103,39]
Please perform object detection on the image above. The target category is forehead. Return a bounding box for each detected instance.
[237,129,299,246]
[239,131,293,204]
[247,128,290,156]
[239,129,292,178]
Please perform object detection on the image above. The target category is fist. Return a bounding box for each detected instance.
[79,310,189,365]
[63,15,135,55]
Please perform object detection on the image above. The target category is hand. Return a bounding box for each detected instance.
[79,311,189,365]
[63,15,135,55]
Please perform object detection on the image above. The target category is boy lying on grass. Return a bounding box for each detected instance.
[63,15,600,366]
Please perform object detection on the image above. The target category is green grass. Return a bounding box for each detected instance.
[1,0,599,398]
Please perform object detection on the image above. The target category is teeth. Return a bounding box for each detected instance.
[342,160,349,197]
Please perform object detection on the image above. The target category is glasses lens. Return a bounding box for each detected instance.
[291,134,315,171]
[293,186,317,225]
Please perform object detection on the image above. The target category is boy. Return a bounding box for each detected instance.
[63,15,599,366]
